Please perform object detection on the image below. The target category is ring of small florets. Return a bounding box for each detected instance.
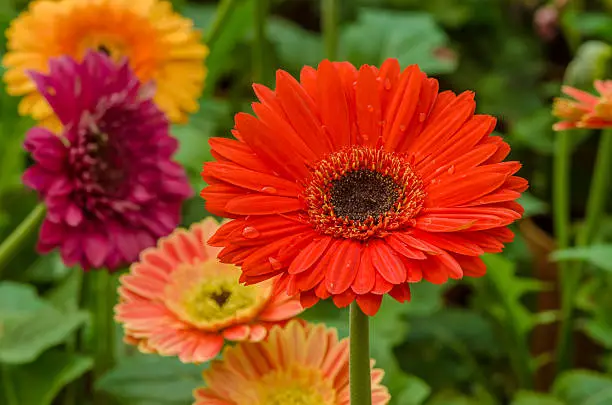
[302,147,426,240]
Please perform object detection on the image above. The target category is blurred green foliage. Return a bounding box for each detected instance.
[1,0,612,404]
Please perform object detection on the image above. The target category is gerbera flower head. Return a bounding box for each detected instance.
[23,51,192,270]
[4,0,207,129]
[193,320,390,404]
[115,218,304,363]
[553,80,612,130]
[201,59,527,315]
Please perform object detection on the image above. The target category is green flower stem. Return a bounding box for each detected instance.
[63,271,84,405]
[0,203,45,278]
[558,130,612,372]
[253,0,268,84]
[1,365,17,405]
[85,270,116,405]
[576,130,612,248]
[350,302,372,405]
[205,0,240,49]
[322,0,339,60]
[554,130,574,374]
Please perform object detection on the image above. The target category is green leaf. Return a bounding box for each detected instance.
[0,350,92,405]
[0,282,88,364]
[172,98,230,179]
[427,390,481,405]
[394,375,431,405]
[511,391,564,405]
[481,254,543,337]
[510,109,555,155]
[23,252,73,283]
[45,271,82,312]
[551,245,612,272]
[268,17,324,74]
[340,8,456,74]
[553,370,612,405]
[96,354,206,404]
[182,1,255,93]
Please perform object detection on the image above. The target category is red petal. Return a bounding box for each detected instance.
[332,289,356,308]
[208,137,274,174]
[412,229,484,256]
[370,240,407,284]
[351,247,376,295]
[273,70,332,156]
[225,195,302,215]
[385,234,427,260]
[288,237,332,275]
[204,161,301,197]
[318,60,352,149]
[389,284,411,303]
[355,65,382,147]
[300,290,320,309]
[383,65,422,151]
[356,294,383,316]
[326,240,360,294]
[235,112,308,179]
[454,254,487,277]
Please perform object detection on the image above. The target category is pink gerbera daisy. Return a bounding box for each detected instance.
[115,218,304,363]
[22,51,192,270]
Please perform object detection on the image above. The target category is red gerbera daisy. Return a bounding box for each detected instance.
[201,59,527,315]
[23,51,192,270]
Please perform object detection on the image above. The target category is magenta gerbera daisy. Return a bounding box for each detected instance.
[22,51,192,270]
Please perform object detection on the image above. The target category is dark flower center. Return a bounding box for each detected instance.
[80,129,125,192]
[97,44,111,56]
[303,147,426,240]
[210,289,232,307]
[69,125,131,217]
[330,170,399,222]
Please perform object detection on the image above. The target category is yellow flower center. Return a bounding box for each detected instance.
[163,260,271,331]
[263,387,326,405]
[182,278,258,324]
[249,367,336,405]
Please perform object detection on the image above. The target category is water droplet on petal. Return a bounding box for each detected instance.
[384,78,392,90]
[268,257,282,270]
[242,226,260,239]
[367,104,374,112]
[399,124,407,132]
[447,165,455,175]
[261,186,277,194]
[419,113,427,122]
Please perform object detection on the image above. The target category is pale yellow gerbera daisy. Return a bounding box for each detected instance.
[3,0,208,129]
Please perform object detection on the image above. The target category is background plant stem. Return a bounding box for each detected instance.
[205,0,239,48]
[0,203,45,278]
[322,0,339,60]
[554,130,573,374]
[575,130,612,247]
[350,302,372,405]
[84,271,116,405]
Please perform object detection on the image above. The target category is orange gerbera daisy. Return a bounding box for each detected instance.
[3,0,207,129]
[193,320,390,405]
[201,59,527,316]
[553,80,612,130]
[115,218,303,363]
